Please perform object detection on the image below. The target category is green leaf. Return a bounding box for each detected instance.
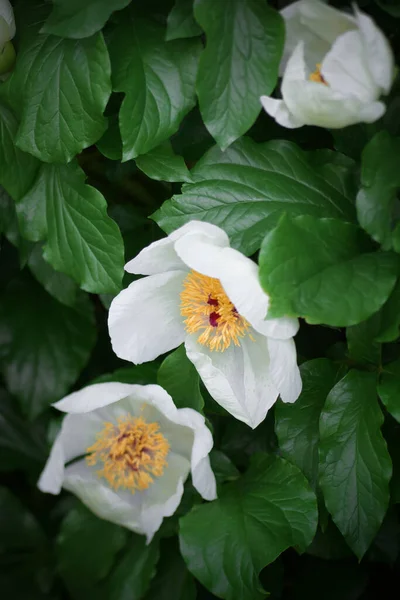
[106,535,160,600]
[346,313,381,366]
[27,244,79,307]
[195,0,284,150]
[42,0,132,39]
[0,389,47,471]
[16,161,124,294]
[157,345,204,411]
[0,487,49,596]
[374,278,400,342]
[153,138,355,255]
[356,131,400,250]
[275,359,340,489]
[136,142,192,182]
[109,14,201,160]
[144,538,196,600]
[57,503,128,599]
[375,0,400,16]
[319,370,392,558]
[0,187,33,264]
[12,29,111,163]
[179,454,317,600]
[97,114,122,160]
[0,275,96,419]
[166,0,202,41]
[209,450,240,484]
[378,358,400,423]
[0,101,39,201]
[259,214,398,326]
[92,364,158,385]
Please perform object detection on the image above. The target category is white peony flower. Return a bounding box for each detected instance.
[108,221,302,429]
[260,0,395,129]
[0,0,15,75]
[38,382,216,542]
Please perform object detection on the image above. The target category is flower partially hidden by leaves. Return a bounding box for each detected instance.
[108,221,302,429]
[260,0,395,129]
[0,0,15,76]
[38,382,216,541]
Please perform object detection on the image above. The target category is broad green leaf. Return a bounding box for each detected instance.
[153,138,355,255]
[0,275,96,419]
[259,214,398,326]
[57,503,127,599]
[27,244,79,307]
[92,364,158,385]
[0,487,49,596]
[106,535,160,600]
[195,0,284,150]
[136,142,192,183]
[375,278,400,342]
[166,0,202,41]
[42,0,132,39]
[144,539,196,600]
[209,450,240,484]
[109,14,201,160]
[16,161,124,294]
[0,187,33,264]
[180,454,317,600]
[346,313,381,366]
[378,358,400,423]
[157,345,204,411]
[0,101,39,201]
[319,370,392,558]
[97,114,122,160]
[12,28,111,163]
[356,131,400,249]
[375,0,400,16]
[0,389,47,472]
[275,359,340,489]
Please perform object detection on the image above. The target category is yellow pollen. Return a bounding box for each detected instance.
[309,63,327,85]
[86,416,169,493]
[180,270,252,352]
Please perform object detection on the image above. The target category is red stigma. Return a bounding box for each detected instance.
[209,312,220,327]
[207,295,219,307]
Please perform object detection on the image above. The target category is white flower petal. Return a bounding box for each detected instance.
[283,0,355,43]
[0,0,15,39]
[125,237,186,275]
[280,1,338,72]
[260,96,304,129]
[63,460,148,534]
[54,382,139,413]
[321,30,377,103]
[355,7,394,94]
[37,434,64,494]
[125,221,229,276]
[173,408,216,500]
[108,271,186,364]
[283,78,371,128]
[216,247,299,339]
[267,338,302,404]
[186,334,279,429]
[63,452,189,542]
[173,231,230,279]
[358,101,386,123]
[282,42,308,87]
[37,413,103,494]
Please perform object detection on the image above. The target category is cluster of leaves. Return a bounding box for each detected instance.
[1,0,400,598]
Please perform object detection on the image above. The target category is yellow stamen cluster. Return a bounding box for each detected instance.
[86,416,169,493]
[180,270,251,352]
[309,63,327,85]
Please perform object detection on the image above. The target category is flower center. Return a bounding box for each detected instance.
[309,63,327,85]
[180,270,251,352]
[86,416,169,493]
